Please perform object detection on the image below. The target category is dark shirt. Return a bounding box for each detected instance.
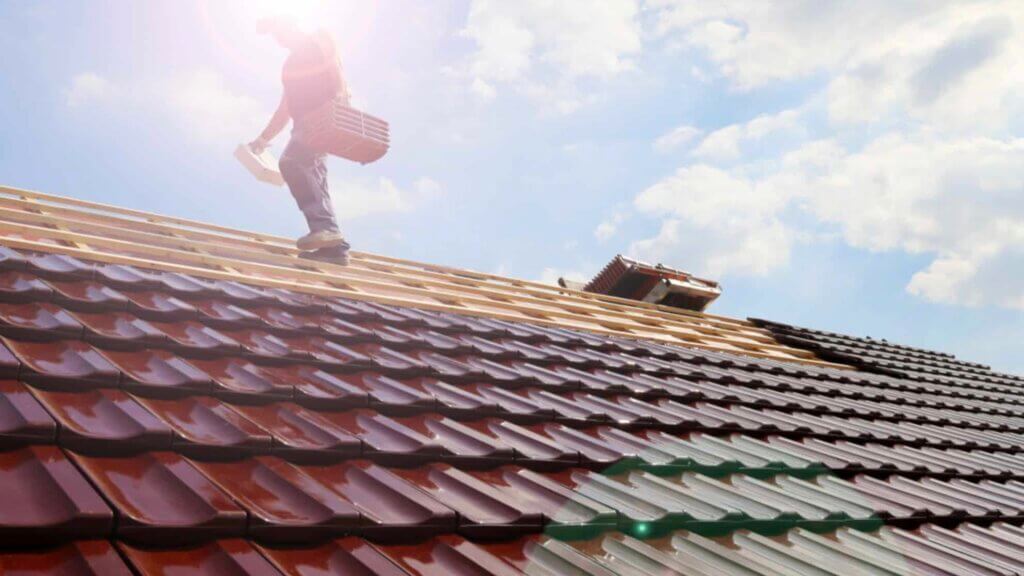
[283,32,346,121]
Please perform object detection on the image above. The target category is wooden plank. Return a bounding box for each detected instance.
[0,231,848,369]
[0,185,763,330]
[0,216,764,349]
[0,202,803,355]
[0,185,843,365]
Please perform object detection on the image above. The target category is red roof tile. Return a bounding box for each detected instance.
[0,193,1021,572]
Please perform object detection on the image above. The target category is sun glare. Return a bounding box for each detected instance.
[246,0,327,31]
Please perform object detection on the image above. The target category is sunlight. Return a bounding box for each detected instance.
[245,0,327,31]
[196,0,338,80]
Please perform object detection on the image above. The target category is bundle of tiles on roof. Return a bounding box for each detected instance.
[0,245,1023,574]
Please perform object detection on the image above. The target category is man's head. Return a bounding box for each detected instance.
[257,15,305,50]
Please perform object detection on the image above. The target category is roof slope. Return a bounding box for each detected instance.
[0,187,1021,574]
[753,317,1022,387]
[0,186,832,365]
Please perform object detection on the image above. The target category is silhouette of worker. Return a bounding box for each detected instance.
[250,16,351,265]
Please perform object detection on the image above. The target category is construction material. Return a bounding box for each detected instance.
[0,185,843,367]
[298,98,389,164]
[233,144,285,186]
[586,255,722,311]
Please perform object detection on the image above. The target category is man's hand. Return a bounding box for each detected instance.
[252,95,290,154]
[249,136,270,154]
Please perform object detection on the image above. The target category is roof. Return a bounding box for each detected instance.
[751,317,1021,388]
[0,186,1022,574]
[0,187,825,366]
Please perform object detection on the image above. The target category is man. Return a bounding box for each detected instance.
[250,16,351,264]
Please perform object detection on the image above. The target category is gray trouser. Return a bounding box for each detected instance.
[279,136,339,234]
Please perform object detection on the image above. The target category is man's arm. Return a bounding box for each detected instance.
[249,94,289,153]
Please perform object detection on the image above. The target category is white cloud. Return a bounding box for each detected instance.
[330,176,444,221]
[648,1,1024,133]
[459,0,642,112]
[625,2,1024,309]
[793,134,1024,308]
[65,73,115,108]
[908,242,1024,308]
[690,65,710,83]
[63,69,265,145]
[594,210,628,241]
[692,109,800,161]
[594,221,617,241]
[629,164,793,276]
[653,125,702,153]
[630,133,1024,307]
[648,1,942,88]
[164,70,265,145]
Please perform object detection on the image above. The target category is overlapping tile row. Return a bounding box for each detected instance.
[0,254,1020,435]
[3,244,1024,573]
[11,378,1024,479]
[3,523,1024,575]
[8,443,1024,545]
[10,372,1024,467]
[753,318,1024,393]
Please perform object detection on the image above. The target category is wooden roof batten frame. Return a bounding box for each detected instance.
[0,185,848,367]
[0,187,747,326]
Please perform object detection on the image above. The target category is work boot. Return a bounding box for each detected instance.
[296,229,346,251]
[299,244,350,266]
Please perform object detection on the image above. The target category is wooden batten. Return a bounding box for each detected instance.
[0,185,850,369]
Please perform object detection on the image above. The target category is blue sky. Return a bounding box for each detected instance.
[1,1,1022,373]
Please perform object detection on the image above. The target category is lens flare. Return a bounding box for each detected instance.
[246,0,326,31]
[634,522,651,537]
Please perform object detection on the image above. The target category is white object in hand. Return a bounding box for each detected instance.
[234,143,285,187]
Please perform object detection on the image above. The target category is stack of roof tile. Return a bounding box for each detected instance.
[0,226,1022,572]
